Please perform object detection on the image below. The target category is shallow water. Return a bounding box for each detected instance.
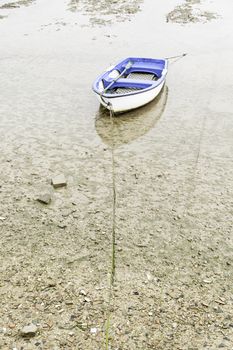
[1,0,233,349]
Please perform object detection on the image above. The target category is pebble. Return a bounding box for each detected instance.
[8,323,16,329]
[58,223,67,229]
[51,174,67,188]
[79,289,87,296]
[203,279,212,284]
[62,209,75,217]
[90,327,97,334]
[20,324,38,337]
[47,281,56,288]
[202,302,209,307]
[215,299,226,305]
[37,193,51,205]
[84,297,91,303]
[133,291,139,295]
[146,272,153,281]
[135,242,148,247]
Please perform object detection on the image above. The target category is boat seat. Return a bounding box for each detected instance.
[108,87,142,95]
[125,61,164,75]
[108,78,154,90]
[126,72,158,81]
[102,77,154,90]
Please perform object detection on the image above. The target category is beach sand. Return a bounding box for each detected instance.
[0,0,233,349]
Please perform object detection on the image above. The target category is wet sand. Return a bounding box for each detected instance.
[0,0,233,349]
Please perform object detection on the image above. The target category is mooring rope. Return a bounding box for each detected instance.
[105,102,117,350]
[164,53,187,60]
[109,103,117,286]
[164,53,188,66]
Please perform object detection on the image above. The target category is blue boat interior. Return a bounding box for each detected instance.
[99,57,166,95]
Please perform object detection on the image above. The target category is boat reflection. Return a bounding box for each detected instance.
[95,86,168,148]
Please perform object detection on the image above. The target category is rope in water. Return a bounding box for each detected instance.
[105,102,117,350]
[164,53,187,60]
[108,103,117,286]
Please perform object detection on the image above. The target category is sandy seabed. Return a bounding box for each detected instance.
[0,0,233,349]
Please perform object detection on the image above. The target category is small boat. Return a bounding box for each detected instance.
[92,57,168,113]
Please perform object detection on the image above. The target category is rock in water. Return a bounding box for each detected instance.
[20,324,38,337]
[51,174,67,188]
[37,193,52,205]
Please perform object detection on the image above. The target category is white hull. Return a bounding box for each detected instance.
[96,81,165,113]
